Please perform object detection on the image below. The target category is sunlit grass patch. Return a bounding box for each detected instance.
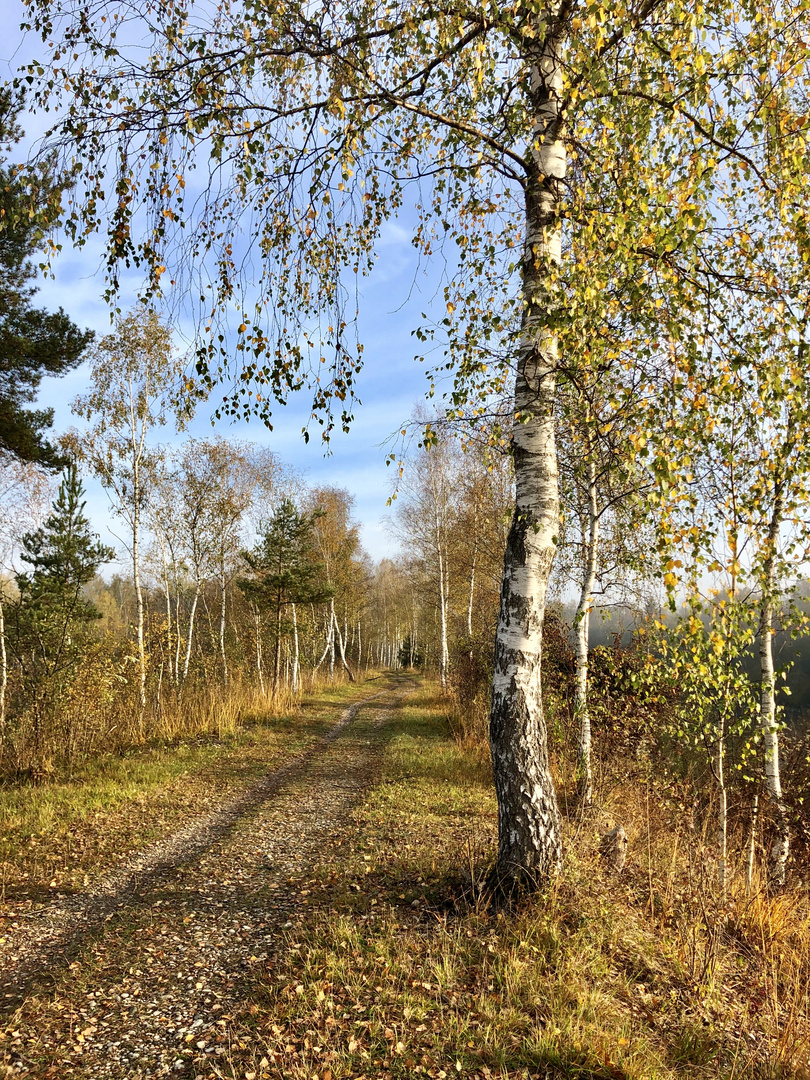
[223,687,681,1080]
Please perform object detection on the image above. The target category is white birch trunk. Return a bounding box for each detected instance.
[467,497,478,640]
[489,22,565,880]
[158,540,175,684]
[292,602,300,694]
[132,474,147,713]
[314,614,334,673]
[716,729,727,894]
[760,485,788,888]
[574,449,599,807]
[438,542,449,688]
[182,586,201,684]
[219,574,228,685]
[0,596,6,740]
[331,599,355,681]
[253,603,265,694]
[746,792,759,893]
[467,547,476,639]
[174,591,183,683]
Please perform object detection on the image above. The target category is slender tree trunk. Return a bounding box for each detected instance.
[468,504,477,639]
[437,542,449,688]
[174,590,183,683]
[291,602,300,694]
[132,477,147,713]
[253,603,265,694]
[314,614,334,673]
[165,580,174,684]
[489,25,564,881]
[760,484,788,888]
[746,791,759,893]
[575,447,599,807]
[202,592,217,664]
[331,599,355,681]
[0,596,6,741]
[716,725,727,894]
[219,574,228,685]
[160,545,175,684]
[182,586,201,683]
[273,594,282,692]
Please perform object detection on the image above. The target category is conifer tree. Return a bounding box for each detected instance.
[240,500,333,692]
[0,90,93,467]
[10,461,113,765]
[14,461,113,665]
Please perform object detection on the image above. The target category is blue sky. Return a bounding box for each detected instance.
[1,1,453,564]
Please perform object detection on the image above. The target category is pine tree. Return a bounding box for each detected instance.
[0,90,93,468]
[240,500,333,691]
[14,461,114,660]
[9,462,113,769]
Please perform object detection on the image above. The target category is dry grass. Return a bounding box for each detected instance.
[0,658,362,780]
[213,684,810,1080]
[4,674,810,1078]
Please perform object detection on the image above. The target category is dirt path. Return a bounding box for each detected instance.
[0,676,414,1078]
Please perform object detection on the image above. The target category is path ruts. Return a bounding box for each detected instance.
[0,677,414,1077]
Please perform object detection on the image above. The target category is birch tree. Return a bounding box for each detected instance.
[72,308,187,710]
[21,0,810,881]
[393,442,457,688]
[307,487,361,683]
[174,438,259,684]
[554,377,652,806]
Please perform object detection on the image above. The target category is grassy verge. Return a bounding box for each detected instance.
[0,675,380,907]
[221,684,810,1080]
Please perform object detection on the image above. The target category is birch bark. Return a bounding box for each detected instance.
[330,600,355,681]
[291,602,300,693]
[489,23,565,880]
[182,586,200,683]
[437,543,449,688]
[574,449,599,807]
[252,602,265,694]
[759,482,789,888]
[716,727,728,894]
[219,570,228,685]
[128,383,148,715]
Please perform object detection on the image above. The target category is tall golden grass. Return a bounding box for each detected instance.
[0,661,366,781]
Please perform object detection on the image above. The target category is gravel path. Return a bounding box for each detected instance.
[0,680,411,1078]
